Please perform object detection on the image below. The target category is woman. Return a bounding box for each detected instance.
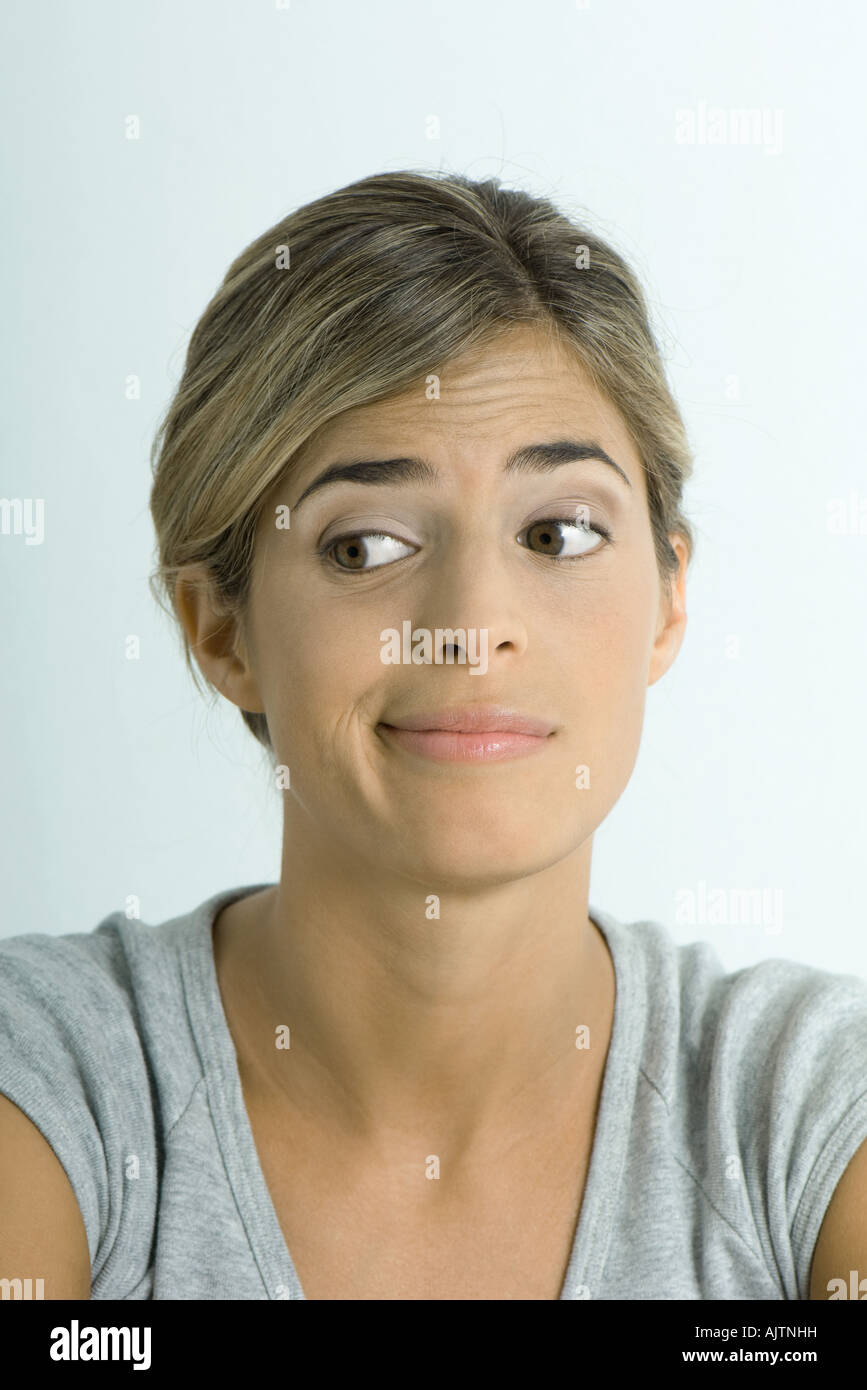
[2,169,866,1301]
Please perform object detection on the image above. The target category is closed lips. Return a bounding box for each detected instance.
[380,708,555,736]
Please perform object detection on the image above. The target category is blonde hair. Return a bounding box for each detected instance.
[148,168,695,755]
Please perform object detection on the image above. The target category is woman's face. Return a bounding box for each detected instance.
[225,324,687,885]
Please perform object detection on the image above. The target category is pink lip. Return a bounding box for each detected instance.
[380,706,555,735]
[376,706,555,763]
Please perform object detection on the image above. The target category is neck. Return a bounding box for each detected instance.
[213,825,613,1158]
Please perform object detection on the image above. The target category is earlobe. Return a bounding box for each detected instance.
[647,536,689,688]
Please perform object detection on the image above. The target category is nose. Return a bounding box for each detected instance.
[414,528,530,666]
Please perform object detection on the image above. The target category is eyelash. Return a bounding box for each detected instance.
[317,517,614,572]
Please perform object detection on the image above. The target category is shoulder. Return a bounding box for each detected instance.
[0,913,137,1018]
[0,915,144,1096]
[0,902,207,1281]
[598,910,867,1298]
[610,914,867,1107]
[0,901,212,1123]
[0,907,187,1058]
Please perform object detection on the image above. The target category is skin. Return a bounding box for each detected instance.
[810,1140,867,1299]
[176,323,689,1185]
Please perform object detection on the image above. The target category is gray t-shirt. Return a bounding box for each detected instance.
[2,882,867,1301]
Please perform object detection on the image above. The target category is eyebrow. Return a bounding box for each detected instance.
[290,438,633,513]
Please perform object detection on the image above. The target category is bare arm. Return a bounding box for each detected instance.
[0,1091,91,1299]
[809,1132,867,1299]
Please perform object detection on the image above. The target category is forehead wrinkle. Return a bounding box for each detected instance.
[281,336,641,507]
[372,367,608,440]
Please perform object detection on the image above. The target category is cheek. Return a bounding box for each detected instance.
[555,579,656,775]
[555,563,654,677]
[252,592,389,744]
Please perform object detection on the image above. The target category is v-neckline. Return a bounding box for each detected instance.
[180,882,641,1300]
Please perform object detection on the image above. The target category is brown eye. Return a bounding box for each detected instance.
[325,531,417,571]
[520,517,609,560]
[333,536,367,569]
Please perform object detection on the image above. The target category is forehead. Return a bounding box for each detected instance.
[296,325,645,487]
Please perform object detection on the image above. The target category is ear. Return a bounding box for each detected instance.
[648,534,688,687]
[174,565,267,715]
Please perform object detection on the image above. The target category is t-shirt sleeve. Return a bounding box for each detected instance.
[720,957,867,1300]
[0,928,151,1284]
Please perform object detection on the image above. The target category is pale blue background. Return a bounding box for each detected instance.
[2,0,865,976]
